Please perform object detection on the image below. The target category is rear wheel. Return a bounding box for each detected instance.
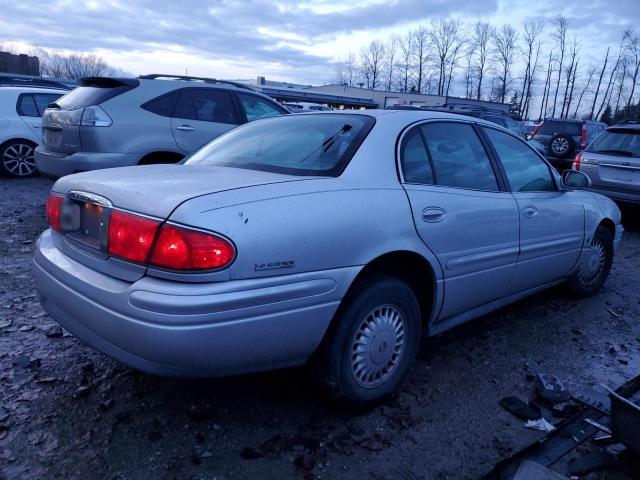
[318,275,421,407]
[566,226,613,297]
[547,133,575,159]
[0,140,37,178]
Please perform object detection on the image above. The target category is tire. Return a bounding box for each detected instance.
[566,226,613,297]
[547,133,575,159]
[318,275,421,407]
[0,140,38,178]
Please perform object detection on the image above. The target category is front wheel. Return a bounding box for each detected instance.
[566,226,613,297]
[0,140,38,178]
[318,275,421,407]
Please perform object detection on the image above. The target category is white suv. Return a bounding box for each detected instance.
[0,86,66,177]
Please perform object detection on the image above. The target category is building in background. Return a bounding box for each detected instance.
[0,51,39,76]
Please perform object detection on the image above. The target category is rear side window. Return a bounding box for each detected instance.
[484,127,555,192]
[185,114,374,176]
[400,128,434,184]
[237,93,286,121]
[17,94,38,117]
[483,115,507,127]
[141,90,181,117]
[539,120,581,136]
[420,122,499,191]
[588,129,640,157]
[174,89,238,124]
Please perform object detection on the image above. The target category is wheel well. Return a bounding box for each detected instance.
[138,151,184,165]
[338,251,436,331]
[0,138,37,151]
[599,218,615,237]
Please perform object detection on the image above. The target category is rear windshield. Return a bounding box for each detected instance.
[185,114,375,176]
[56,84,136,110]
[538,120,581,136]
[587,129,640,157]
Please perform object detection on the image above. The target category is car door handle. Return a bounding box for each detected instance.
[422,207,446,223]
[176,125,195,132]
[522,206,538,219]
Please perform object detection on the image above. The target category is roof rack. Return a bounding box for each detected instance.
[138,74,255,91]
[442,103,510,115]
[0,76,73,90]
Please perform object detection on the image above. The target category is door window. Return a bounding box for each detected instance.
[237,93,285,121]
[174,89,238,124]
[400,127,434,184]
[420,122,499,191]
[484,127,556,192]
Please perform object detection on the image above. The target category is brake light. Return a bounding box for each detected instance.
[108,211,160,263]
[46,194,64,232]
[531,124,542,138]
[150,225,235,270]
[573,152,582,170]
[580,124,587,148]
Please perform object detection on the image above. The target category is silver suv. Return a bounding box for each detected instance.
[35,74,289,178]
[575,121,640,205]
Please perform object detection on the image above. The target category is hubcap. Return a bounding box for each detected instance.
[552,137,569,154]
[577,238,606,285]
[2,144,36,177]
[351,305,406,388]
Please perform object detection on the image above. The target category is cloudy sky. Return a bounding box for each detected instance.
[1,0,638,89]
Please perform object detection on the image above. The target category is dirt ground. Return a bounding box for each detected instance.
[1,176,639,480]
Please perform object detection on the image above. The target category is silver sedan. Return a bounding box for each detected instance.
[33,110,623,405]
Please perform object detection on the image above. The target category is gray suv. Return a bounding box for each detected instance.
[531,118,607,169]
[35,74,289,178]
[575,121,640,205]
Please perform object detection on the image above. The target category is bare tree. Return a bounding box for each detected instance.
[412,27,430,93]
[565,56,579,118]
[493,25,517,103]
[613,55,629,112]
[551,16,568,117]
[360,40,385,90]
[428,18,464,96]
[538,50,554,121]
[590,48,610,119]
[518,20,544,115]
[573,66,597,118]
[385,37,398,91]
[397,33,413,93]
[334,51,358,86]
[523,40,542,119]
[624,29,640,108]
[596,40,624,119]
[472,22,494,100]
[464,42,476,98]
[560,37,579,118]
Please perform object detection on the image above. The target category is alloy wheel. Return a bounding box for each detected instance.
[551,137,569,155]
[2,143,36,177]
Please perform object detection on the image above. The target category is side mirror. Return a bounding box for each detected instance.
[562,170,592,189]
[525,132,533,141]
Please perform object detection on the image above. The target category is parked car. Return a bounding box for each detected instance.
[531,118,607,169]
[35,74,289,178]
[0,86,66,177]
[284,102,332,112]
[574,121,640,205]
[33,110,622,405]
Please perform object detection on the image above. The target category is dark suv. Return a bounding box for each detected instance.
[531,118,607,168]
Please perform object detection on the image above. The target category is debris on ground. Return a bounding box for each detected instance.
[534,373,571,405]
[524,417,556,433]
[568,450,617,475]
[500,396,541,421]
[513,460,568,480]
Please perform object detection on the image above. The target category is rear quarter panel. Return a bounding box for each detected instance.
[572,190,621,243]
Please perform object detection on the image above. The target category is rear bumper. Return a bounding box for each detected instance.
[35,147,140,178]
[587,186,640,206]
[32,230,356,376]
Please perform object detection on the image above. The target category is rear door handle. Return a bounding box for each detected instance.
[422,207,446,223]
[522,206,538,219]
[176,125,195,132]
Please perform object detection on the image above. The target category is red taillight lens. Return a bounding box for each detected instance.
[150,224,235,270]
[531,124,541,138]
[46,194,63,232]
[573,152,582,170]
[108,211,160,263]
[580,124,587,148]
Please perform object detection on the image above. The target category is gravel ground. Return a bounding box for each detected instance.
[1,176,639,480]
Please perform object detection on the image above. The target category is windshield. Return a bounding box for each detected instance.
[588,129,640,157]
[185,114,375,176]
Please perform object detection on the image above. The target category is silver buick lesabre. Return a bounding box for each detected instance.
[33,110,623,405]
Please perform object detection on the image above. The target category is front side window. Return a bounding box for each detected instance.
[185,113,375,176]
[420,122,499,191]
[237,93,285,121]
[484,127,555,192]
[174,89,238,124]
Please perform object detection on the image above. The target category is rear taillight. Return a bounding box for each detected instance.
[108,211,160,263]
[531,124,542,138]
[573,152,582,170]
[46,194,64,232]
[150,225,235,270]
[107,210,235,270]
[580,124,587,148]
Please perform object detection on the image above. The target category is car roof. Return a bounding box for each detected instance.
[0,86,67,94]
